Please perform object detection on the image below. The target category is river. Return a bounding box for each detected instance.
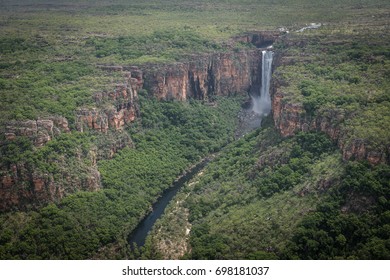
[127,158,210,248]
[128,50,274,250]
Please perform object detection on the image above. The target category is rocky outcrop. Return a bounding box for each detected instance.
[271,52,388,165]
[0,69,141,212]
[76,69,141,132]
[0,160,101,211]
[143,50,264,101]
[95,130,134,160]
[5,117,70,147]
[268,33,390,165]
[232,31,280,48]
[1,32,281,212]
[340,139,388,164]
[272,91,308,137]
[141,31,280,101]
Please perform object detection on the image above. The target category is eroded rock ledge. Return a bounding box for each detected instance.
[5,117,70,147]
[270,41,389,165]
[75,68,142,133]
[0,69,143,211]
[2,29,388,212]
[143,50,262,100]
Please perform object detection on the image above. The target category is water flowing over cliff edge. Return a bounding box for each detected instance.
[252,50,274,117]
[0,31,279,212]
[1,29,389,213]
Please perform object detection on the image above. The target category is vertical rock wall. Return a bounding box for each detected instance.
[75,69,142,132]
[270,48,389,165]
[0,31,281,211]
[142,50,263,101]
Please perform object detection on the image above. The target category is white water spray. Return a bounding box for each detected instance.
[252,50,273,116]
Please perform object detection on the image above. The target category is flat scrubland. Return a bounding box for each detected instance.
[1,0,388,121]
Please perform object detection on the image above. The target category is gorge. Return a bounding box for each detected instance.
[0,31,279,212]
[127,48,276,249]
[0,0,389,260]
[128,158,210,249]
[3,29,387,213]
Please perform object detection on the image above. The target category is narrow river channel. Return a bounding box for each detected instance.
[127,158,211,248]
[128,50,274,249]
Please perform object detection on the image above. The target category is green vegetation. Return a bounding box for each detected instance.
[145,122,389,260]
[283,162,390,259]
[126,1,390,260]
[143,123,344,259]
[176,23,389,258]
[1,0,390,260]
[274,25,390,152]
[1,132,92,171]
[87,29,225,63]
[0,95,242,259]
[1,0,389,122]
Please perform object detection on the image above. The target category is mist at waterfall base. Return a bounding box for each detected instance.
[251,50,273,117]
[235,50,273,138]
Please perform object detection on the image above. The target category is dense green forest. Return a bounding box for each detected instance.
[0,0,389,260]
[144,123,389,259]
[143,24,390,259]
[0,95,242,259]
[138,2,390,259]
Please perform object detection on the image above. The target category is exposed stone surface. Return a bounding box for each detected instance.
[0,161,101,211]
[232,31,280,48]
[271,50,389,165]
[2,29,388,214]
[5,117,70,147]
[95,130,134,160]
[143,49,264,100]
[0,69,142,212]
[340,139,388,164]
[76,69,141,132]
[272,90,308,137]
[140,31,280,101]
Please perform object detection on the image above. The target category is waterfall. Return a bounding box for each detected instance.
[252,50,273,116]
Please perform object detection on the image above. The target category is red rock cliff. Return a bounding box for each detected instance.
[143,49,263,100]
[271,50,389,165]
[0,160,101,211]
[141,31,280,101]
[76,69,141,132]
[5,117,70,147]
[0,32,280,212]
[0,68,141,212]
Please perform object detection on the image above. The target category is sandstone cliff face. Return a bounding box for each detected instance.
[0,161,101,211]
[1,32,280,212]
[3,28,386,213]
[1,119,103,211]
[271,49,388,165]
[143,50,263,101]
[271,80,388,164]
[76,69,141,132]
[339,139,388,164]
[272,90,308,137]
[141,31,280,101]
[1,68,142,212]
[5,117,70,147]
